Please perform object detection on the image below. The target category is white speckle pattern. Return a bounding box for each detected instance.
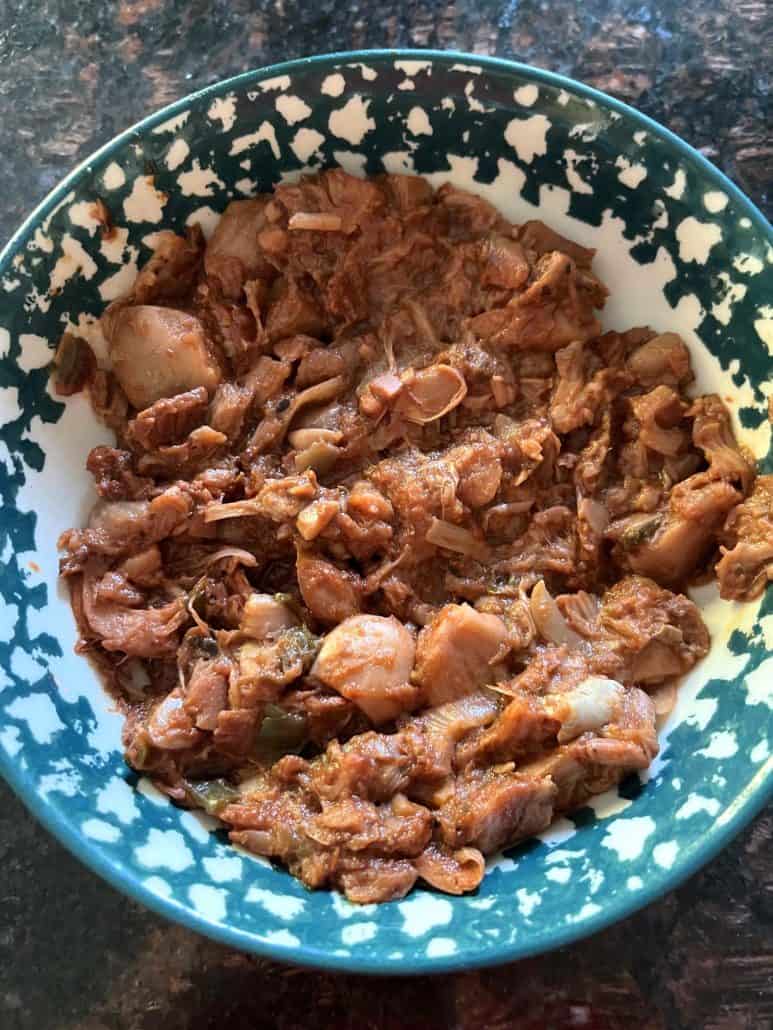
[733,253,764,276]
[261,929,300,948]
[584,869,605,894]
[516,888,541,918]
[245,887,305,920]
[102,162,125,189]
[686,697,718,732]
[321,73,346,98]
[207,95,237,132]
[627,876,644,890]
[0,596,18,644]
[18,334,51,373]
[341,922,378,946]
[82,818,121,843]
[345,62,378,82]
[10,648,45,682]
[178,160,225,198]
[564,149,594,195]
[290,127,325,164]
[653,841,679,869]
[202,855,243,883]
[165,138,190,171]
[39,766,81,798]
[677,794,721,820]
[546,848,584,866]
[136,829,194,872]
[399,895,453,937]
[101,225,130,264]
[6,693,64,743]
[329,96,375,146]
[275,94,312,126]
[32,227,54,254]
[395,59,432,76]
[143,875,173,900]
[676,216,722,263]
[711,273,747,326]
[751,740,769,763]
[406,106,432,136]
[466,897,496,910]
[569,121,599,142]
[123,175,167,223]
[504,114,550,164]
[230,123,280,160]
[698,731,739,760]
[99,257,139,301]
[97,776,139,825]
[0,725,22,756]
[569,902,601,922]
[256,75,291,93]
[664,167,687,199]
[151,111,189,135]
[703,190,728,213]
[426,937,457,958]
[49,235,98,292]
[189,884,227,922]
[546,866,572,884]
[615,156,647,188]
[514,83,539,106]
[754,308,773,355]
[464,80,489,113]
[601,817,656,861]
[67,201,102,234]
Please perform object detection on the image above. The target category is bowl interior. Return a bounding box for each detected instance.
[0,51,771,972]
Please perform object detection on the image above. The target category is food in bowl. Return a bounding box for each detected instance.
[55,168,772,903]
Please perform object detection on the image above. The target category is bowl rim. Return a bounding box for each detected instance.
[0,47,771,976]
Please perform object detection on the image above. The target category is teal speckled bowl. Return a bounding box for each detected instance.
[0,50,771,973]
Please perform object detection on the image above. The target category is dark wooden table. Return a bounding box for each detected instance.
[0,3,770,1028]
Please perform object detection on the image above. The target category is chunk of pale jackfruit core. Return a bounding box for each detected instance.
[311,614,417,724]
[104,304,221,409]
[241,593,299,640]
[413,604,509,707]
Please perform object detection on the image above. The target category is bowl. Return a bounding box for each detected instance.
[0,49,771,974]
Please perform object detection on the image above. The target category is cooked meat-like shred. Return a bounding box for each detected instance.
[56,170,764,902]
[716,476,773,600]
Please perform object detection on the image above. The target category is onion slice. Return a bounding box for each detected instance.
[204,547,258,568]
[288,212,343,232]
[529,580,583,648]
[426,517,489,560]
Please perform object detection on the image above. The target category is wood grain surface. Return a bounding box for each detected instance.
[0,2,770,1027]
